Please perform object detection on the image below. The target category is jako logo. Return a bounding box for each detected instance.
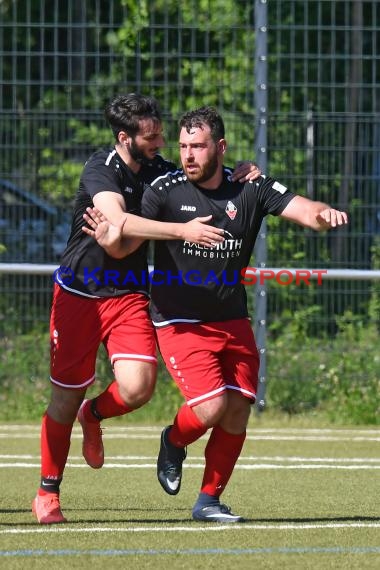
[180,205,196,211]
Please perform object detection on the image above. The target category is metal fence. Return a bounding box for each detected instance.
[0,2,379,394]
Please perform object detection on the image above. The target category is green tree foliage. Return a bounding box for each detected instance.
[103,1,257,162]
[0,1,378,421]
[0,0,375,334]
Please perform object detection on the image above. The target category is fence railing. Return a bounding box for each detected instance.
[1,263,379,409]
[2,263,380,278]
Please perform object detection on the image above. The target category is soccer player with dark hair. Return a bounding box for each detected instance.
[84,105,347,522]
[32,95,260,524]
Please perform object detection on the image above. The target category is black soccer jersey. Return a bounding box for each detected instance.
[58,147,176,297]
[141,168,296,324]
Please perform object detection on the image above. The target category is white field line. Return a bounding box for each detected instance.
[4,435,379,443]
[4,434,380,442]
[1,454,380,463]
[0,522,379,536]
[2,464,379,470]
[0,425,379,447]
[0,453,379,470]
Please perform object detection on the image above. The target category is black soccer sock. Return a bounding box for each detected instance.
[39,477,62,495]
[90,398,104,421]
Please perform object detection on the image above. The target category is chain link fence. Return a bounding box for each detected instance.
[0,2,379,386]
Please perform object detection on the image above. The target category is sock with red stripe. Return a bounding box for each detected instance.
[83,380,132,422]
[200,425,246,497]
[39,412,72,495]
[168,403,208,448]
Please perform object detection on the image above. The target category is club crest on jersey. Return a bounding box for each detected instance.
[225,200,237,220]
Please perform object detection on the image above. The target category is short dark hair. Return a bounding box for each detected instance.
[105,93,162,140]
[179,106,225,141]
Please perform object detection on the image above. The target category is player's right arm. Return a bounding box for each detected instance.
[85,191,224,258]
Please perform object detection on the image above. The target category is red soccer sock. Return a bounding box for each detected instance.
[39,412,72,494]
[168,403,208,448]
[84,380,132,422]
[200,425,246,497]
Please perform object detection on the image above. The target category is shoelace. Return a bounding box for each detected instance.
[219,504,232,514]
[43,495,61,511]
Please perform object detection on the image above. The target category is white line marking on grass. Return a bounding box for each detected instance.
[0,455,36,459]
[1,451,380,470]
[243,456,380,463]
[2,454,380,463]
[247,428,380,435]
[1,433,380,442]
[0,425,379,442]
[246,436,380,442]
[1,522,380,535]
[1,461,380,470]
[1,546,380,557]
[235,464,380,470]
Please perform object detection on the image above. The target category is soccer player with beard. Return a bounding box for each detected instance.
[141,106,347,522]
[81,106,347,522]
[32,94,252,524]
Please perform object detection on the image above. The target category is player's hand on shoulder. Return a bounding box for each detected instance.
[231,161,262,183]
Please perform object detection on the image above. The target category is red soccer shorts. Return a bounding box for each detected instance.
[156,318,259,406]
[50,284,157,388]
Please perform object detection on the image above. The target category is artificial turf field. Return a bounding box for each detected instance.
[0,420,379,569]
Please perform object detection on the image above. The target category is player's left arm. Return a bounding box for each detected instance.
[280,195,348,231]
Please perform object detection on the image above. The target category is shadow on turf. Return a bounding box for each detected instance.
[1,509,379,526]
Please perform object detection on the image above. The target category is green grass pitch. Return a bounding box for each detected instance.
[0,419,379,569]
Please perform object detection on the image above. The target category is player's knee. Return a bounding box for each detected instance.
[114,360,157,409]
[193,394,227,428]
[220,394,251,432]
[118,374,156,409]
[47,385,85,423]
